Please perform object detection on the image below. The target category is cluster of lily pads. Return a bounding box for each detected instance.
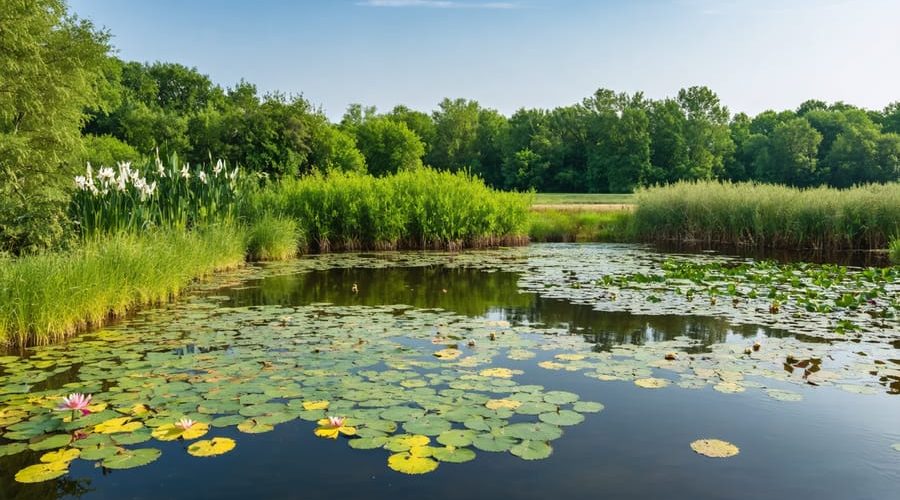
[0,303,606,482]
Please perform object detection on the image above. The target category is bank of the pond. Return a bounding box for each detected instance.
[0,226,245,347]
[630,181,900,251]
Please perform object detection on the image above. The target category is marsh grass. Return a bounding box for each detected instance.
[246,214,302,261]
[0,225,245,346]
[245,168,532,251]
[528,210,631,242]
[890,239,900,264]
[631,181,900,250]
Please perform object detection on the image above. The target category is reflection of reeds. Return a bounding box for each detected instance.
[630,181,900,250]
[0,225,245,347]
[243,168,532,252]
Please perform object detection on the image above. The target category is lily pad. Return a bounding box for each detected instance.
[510,440,553,460]
[690,439,740,458]
[387,452,439,474]
[15,462,68,483]
[634,378,670,389]
[432,446,477,463]
[187,437,236,457]
[538,410,584,426]
[102,447,163,469]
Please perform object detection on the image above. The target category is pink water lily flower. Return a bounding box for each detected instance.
[327,416,345,428]
[175,418,196,430]
[57,393,92,415]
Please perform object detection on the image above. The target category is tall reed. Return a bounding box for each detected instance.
[630,181,900,250]
[0,225,245,347]
[245,168,532,251]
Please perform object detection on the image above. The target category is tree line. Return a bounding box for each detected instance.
[2,0,899,252]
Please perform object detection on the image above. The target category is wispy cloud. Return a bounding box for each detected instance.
[357,0,519,9]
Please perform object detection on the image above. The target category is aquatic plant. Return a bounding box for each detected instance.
[0,225,245,346]
[71,154,250,236]
[528,209,630,242]
[244,168,532,251]
[630,181,900,250]
[245,213,302,261]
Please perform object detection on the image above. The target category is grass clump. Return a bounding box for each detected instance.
[246,168,532,251]
[0,225,245,347]
[631,181,900,250]
[528,210,631,242]
[890,239,900,264]
[246,214,302,261]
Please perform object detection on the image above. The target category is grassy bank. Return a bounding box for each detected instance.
[533,193,635,205]
[631,181,900,250]
[0,226,245,347]
[528,209,631,242]
[246,168,532,251]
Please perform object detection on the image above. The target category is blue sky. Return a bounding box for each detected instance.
[69,0,900,120]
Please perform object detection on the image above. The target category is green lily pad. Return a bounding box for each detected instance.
[510,440,553,460]
[432,446,477,463]
[538,410,585,426]
[402,416,452,436]
[572,401,604,413]
[101,448,162,469]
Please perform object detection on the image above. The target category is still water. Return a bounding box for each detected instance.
[1,244,898,499]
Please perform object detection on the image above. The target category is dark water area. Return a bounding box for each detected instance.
[2,246,898,500]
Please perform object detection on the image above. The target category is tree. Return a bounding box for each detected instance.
[675,86,734,180]
[429,98,482,171]
[757,118,822,186]
[385,105,436,157]
[353,117,424,176]
[0,0,114,252]
[647,99,688,184]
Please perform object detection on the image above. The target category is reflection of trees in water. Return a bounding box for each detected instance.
[0,450,93,500]
[223,267,532,317]
[223,268,795,349]
[493,296,796,350]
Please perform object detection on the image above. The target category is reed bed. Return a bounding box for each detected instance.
[246,214,302,261]
[245,168,532,251]
[0,225,245,347]
[630,181,900,250]
[890,239,900,264]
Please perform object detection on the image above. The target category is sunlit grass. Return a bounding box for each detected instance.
[0,225,245,347]
[528,210,631,242]
[533,193,635,205]
[246,214,301,261]
[631,181,900,250]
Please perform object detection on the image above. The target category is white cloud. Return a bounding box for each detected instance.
[357,0,518,9]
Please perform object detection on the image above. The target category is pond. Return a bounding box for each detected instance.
[1,243,898,499]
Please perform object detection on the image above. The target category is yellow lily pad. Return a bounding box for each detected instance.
[485,399,522,410]
[387,452,439,475]
[433,348,462,360]
[151,422,209,441]
[634,378,669,389]
[40,448,80,463]
[95,417,143,434]
[15,462,68,483]
[313,418,357,439]
[385,434,430,452]
[187,437,236,457]
[302,400,329,411]
[237,419,274,434]
[555,353,586,361]
[690,439,740,458]
[479,368,517,378]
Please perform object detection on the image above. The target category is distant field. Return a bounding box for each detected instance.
[533,193,635,205]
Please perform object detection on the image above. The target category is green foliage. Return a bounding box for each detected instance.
[0,225,245,346]
[350,117,424,175]
[528,210,630,242]
[246,214,301,261]
[631,181,900,250]
[890,238,900,264]
[0,0,115,254]
[70,154,248,236]
[245,168,531,251]
[78,135,142,169]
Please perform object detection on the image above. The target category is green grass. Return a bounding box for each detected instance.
[246,214,302,261]
[0,225,245,347]
[245,168,532,251]
[631,181,900,250]
[890,238,900,264]
[533,193,635,205]
[528,210,631,242]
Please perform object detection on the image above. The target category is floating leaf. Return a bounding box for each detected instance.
[402,416,451,436]
[188,437,236,457]
[94,417,143,434]
[437,429,476,447]
[433,348,462,360]
[101,447,162,469]
[302,400,329,411]
[238,419,274,434]
[15,462,68,483]
[432,446,476,463]
[28,433,72,451]
[385,434,430,452]
[387,452,439,474]
[152,422,209,441]
[634,378,669,389]
[40,448,80,463]
[479,368,516,379]
[713,382,745,394]
[690,439,740,458]
[0,442,28,457]
[765,389,803,402]
[538,410,584,426]
[543,391,579,405]
[572,401,604,413]
[471,432,518,452]
[485,399,521,410]
[510,440,553,460]
[504,422,563,441]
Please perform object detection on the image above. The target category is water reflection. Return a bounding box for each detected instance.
[218,266,796,349]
